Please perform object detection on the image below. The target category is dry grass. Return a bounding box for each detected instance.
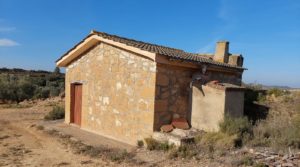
[144,138,174,151]
[44,106,64,120]
[248,91,300,151]
[168,144,198,159]
[195,132,239,150]
[0,103,33,109]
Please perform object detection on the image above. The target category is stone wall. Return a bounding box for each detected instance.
[65,43,156,145]
[153,64,195,130]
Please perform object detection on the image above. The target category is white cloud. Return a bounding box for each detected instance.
[0,38,19,47]
[0,27,16,32]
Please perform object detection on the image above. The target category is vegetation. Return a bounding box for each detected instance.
[168,144,198,159]
[36,125,45,130]
[0,103,33,108]
[0,67,64,103]
[137,140,144,147]
[44,106,65,120]
[267,88,290,97]
[144,138,174,151]
[44,129,136,164]
[250,114,300,150]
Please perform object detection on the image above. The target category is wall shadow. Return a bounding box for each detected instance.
[244,89,269,123]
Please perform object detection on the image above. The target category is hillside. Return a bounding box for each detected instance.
[0,67,65,103]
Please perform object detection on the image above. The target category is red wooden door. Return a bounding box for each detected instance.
[71,84,82,126]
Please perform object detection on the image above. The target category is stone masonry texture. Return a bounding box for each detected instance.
[64,42,243,145]
[154,64,195,130]
[65,43,156,145]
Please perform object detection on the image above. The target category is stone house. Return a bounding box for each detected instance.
[56,30,246,145]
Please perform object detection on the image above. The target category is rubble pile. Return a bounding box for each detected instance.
[250,149,300,166]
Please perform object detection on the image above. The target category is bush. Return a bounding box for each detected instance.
[195,132,239,150]
[144,138,173,151]
[49,87,60,97]
[137,140,144,147]
[109,149,130,162]
[219,116,252,137]
[194,116,253,150]
[44,106,65,120]
[0,68,65,102]
[168,144,198,159]
[257,93,267,103]
[250,114,300,150]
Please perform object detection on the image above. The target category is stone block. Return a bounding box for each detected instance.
[172,118,190,130]
[152,132,195,147]
[156,74,169,86]
[155,100,168,112]
[160,124,174,132]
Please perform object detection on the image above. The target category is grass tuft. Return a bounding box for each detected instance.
[44,106,64,120]
[144,138,174,151]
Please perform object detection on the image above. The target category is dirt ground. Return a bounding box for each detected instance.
[0,99,226,167]
[0,99,119,167]
[7,96,298,167]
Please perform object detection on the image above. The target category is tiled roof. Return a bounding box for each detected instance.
[57,30,245,70]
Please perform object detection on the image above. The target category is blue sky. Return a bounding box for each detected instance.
[0,0,299,87]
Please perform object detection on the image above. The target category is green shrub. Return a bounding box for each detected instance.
[257,93,267,103]
[219,116,252,137]
[144,138,173,151]
[109,149,130,162]
[195,132,239,150]
[0,68,64,102]
[49,87,60,97]
[144,138,158,150]
[251,114,300,150]
[137,140,144,147]
[44,106,65,120]
[168,144,198,159]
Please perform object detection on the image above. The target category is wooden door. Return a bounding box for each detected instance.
[71,84,82,126]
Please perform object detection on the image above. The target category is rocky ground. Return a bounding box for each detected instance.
[250,149,300,166]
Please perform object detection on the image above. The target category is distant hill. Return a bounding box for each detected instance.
[0,67,58,77]
[243,83,298,90]
[0,67,65,103]
[261,85,293,90]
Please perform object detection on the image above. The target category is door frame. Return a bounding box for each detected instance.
[70,82,83,126]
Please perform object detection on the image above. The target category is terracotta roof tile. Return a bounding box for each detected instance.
[57,30,246,70]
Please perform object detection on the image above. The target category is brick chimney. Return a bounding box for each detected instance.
[214,41,229,63]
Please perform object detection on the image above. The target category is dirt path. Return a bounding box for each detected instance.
[1,120,113,167]
[0,101,117,167]
[0,100,226,167]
